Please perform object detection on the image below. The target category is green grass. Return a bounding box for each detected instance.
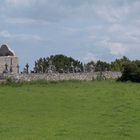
[0,80,140,140]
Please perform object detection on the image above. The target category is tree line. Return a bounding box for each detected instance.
[33,54,131,73]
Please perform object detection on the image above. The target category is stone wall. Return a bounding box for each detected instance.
[0,56,19,74]
[5,71,122,82]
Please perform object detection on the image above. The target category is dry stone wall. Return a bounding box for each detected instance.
[5,71,122,82]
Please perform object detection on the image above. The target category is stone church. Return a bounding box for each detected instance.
[0,44,19,74]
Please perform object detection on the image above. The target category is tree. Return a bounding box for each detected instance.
[34,54,83,73]
[119,62,140,82]
[34,58,49,73]
[111,56,130,71]
[95,60,111,71]
[85,61,96,72]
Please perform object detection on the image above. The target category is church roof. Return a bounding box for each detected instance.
[0,44,15,56]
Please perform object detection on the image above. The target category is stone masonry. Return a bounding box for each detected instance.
[5,71,122,82]
[0,44,19,74]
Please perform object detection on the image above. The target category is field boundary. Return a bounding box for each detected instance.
[3,71,122,82]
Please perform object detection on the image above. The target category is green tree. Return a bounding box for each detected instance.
[34,54,83,73]
[119,62,140,82]
[111,56,130,71]
[84,61,95,72]
[95,60,111,71]
[34,57,49,73]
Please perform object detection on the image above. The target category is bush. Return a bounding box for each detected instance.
[119,62,140,82]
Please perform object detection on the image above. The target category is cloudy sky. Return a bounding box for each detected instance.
[0,0,140,70]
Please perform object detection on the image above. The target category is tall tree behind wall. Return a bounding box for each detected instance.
[34,54,83,73]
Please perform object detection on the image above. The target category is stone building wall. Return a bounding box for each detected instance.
[6,71,122,82]
[0,56,18,74]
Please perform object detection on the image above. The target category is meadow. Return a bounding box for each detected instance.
[0,80,140,140]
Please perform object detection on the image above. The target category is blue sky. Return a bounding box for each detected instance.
[0,0,140,70]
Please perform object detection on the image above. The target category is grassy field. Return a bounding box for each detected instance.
[0,81,140,140]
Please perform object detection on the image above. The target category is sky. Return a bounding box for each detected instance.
[0,0,140,70]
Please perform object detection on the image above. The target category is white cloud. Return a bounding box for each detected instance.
[83,53,98,63]
[107,42,128,57]
[5,0,32,7]
[5,17,49,25]
[0,30,11,38]
[0,0,124,22]
[0,30,46,42]
[0,0,140,66]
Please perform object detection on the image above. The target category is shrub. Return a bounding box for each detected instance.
[119,62,140,82]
